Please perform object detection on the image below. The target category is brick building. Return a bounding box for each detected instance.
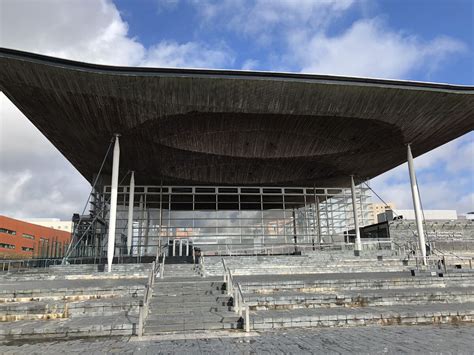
[0,215,71,259]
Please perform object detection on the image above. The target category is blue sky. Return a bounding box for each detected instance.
[114,0,473,84]
[0,0,473,219]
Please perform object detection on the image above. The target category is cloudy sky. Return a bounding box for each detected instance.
[0,0,473,220]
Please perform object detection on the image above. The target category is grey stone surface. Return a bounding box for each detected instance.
[0,325,473,354]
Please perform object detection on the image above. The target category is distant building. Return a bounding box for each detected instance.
[21,218,74,233]
[370,203,396,224]
[392,209,457,221]
[459,212,474,220]
[0,215,71,259]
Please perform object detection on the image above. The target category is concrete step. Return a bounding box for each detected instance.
[144,320,241,333]
[237,273,474,294]
[0,301,67,321]
[67,297,140,317]
[144,312,241,334]
[0,296,141,320]
[0,314,137,339]
[245,286,474,310]
[0,287,144,302]
[148,305,233,314]
[250,302,474,330]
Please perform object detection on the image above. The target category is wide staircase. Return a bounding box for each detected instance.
[1,253,473,340]
[239,271,474,329]
[0,265,148,339]
[202,254,474,330]
[203,252,414,276]
[143,263,241,334]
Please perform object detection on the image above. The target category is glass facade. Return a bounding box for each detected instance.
[88,185,373,256]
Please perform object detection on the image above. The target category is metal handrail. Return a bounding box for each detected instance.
[200,254,206,277]
[221,257,250,332]
[160,253,166,279]
[137,260,156,337]
[411,254,473,271]
[202,240,396,257]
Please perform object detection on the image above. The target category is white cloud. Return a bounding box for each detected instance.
[371,132,474,214]
[0,0,145,66]
[193,0,354,42]
[0,0,471,220]
[288,18,466,78]
[0,0,235,219]
[242,59,259,70]
[143,41,234,68]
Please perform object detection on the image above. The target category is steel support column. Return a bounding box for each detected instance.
[315,196,322,245]
[407,144,427,266]
[138,195,144,256]
[107,135,120,272]
[351,175,362,255]
[126,171,135,255]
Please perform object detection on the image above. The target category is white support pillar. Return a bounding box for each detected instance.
[179,239,183,256]
[138,195,144,256]
[407,144,427,266]
[350,175,362,255]
[107,135,120,273]
[186,239,189,256]
[126,171,135,255]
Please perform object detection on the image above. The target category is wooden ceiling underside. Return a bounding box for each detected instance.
[1,49,473,187]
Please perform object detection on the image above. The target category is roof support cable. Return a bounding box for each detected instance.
[62,136,116,263]
[415,176,465,261]
[63,170,131,263]
[361,180,419,255]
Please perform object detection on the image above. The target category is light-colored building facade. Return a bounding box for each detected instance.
[370,203,396,224]
[21,218,73,233]
[393,209,457,221]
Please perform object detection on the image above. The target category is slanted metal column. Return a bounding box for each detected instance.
[350,175,362,255]
[407,144,427,266]
[107,135,120,273]
[126,171,135,255]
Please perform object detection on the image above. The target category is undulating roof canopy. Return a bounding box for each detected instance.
[1,48,473,187]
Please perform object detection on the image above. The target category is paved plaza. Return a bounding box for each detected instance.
[1,325,473,354]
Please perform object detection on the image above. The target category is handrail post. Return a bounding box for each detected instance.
[245,305,250,332]
[234,287,239,314]
[138,300,144,337]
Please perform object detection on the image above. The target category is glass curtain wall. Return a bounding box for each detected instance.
[99,185,373,256]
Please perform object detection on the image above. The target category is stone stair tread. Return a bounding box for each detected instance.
[0,314,137,337]
[245,286,474,300]
[251,302,474,320]
[147,312,241,324]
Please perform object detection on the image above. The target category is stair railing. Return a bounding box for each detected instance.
[137,260,157,337]
[200,254,206,277]
[221,257,250,332]
[160,252,166,279]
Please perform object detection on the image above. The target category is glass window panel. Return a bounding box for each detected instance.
[218,187,238,193]
[196,187,215,193]
[284,188,304,194]
[240,203,261,210]
[172,187,192,193]
[240,195,261,203]
[195,194,216,203]
[241,188,260,193]
[171,194,193,203]
[263,188,282,193]
[263,195,283,203]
